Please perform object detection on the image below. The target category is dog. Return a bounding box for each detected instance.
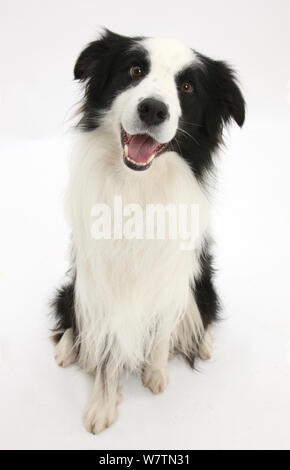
[52,29,245,434]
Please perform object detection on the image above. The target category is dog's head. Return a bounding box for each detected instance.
[74,30,245,178]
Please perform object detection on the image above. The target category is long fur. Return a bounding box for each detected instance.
[52,30,245,431]
[67,129,209,373]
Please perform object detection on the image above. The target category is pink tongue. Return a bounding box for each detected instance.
[128,134,160,163]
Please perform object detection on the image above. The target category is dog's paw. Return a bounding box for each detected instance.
[199,329,214,361]
[142,366,169,394]
[54,328,77,367]
[84,395,121,434]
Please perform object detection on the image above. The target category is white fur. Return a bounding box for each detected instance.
[199,328,214,360]
[142,339,170,394]
[84,367,122,434]
[123,38,199,144]
[66,38,210,375]
[54,328,77,367]
[67,131,209,373]
[170,289,205,360]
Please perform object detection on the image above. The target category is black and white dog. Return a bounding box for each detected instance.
[53,30,245,434]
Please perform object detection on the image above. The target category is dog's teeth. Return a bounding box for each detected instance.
[146,154,155,164]
[125,153,157,167]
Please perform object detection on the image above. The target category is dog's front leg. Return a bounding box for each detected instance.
[84,361,122,434]
[142,339,169,394]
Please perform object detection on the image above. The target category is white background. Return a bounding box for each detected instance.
[0,0,290,450]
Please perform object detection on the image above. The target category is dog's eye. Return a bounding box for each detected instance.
[130,66,144,79]
[181,82,193,94]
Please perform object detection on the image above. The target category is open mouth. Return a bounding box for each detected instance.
[121,129,167,171]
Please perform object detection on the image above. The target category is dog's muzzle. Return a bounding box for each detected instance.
[121,129,167,171]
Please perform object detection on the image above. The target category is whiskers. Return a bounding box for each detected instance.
[169,136,182,155]
[179,119,202,128]
[168,124,200,154]
[177,127,200,146]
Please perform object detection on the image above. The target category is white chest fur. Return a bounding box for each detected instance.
[67,130,210,372]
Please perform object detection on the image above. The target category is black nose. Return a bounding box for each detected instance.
[138,98,169,126]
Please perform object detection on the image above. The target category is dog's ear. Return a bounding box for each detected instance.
[199,56,245,138]
[74,41,103,80]
[74,29,123,81]
[214,60,245,128]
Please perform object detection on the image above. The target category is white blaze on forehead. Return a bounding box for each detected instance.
[142,37,197,77]
[119,37,198,145]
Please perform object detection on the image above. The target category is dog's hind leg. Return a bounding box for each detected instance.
[193,241,220,361]
[54,328,77,367]
[173,241,220,366]
[142,339,170,394]
[171,291,204,367]
[198,327,214,360]
[52,280,76,334]
[52,278,78,366]
[84,359,122,434]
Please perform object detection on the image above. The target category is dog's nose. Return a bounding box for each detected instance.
[138,98,169,126]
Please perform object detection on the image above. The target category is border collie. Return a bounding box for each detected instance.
[53,30,245,434]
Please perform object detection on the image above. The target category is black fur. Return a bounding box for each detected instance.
[174,57,245,180]
[194,242,221,330]
[52,280,77,338]
[74,30,245,181]
[75,30,149,131]
[52,30,242,360]
[175,242,220,369]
